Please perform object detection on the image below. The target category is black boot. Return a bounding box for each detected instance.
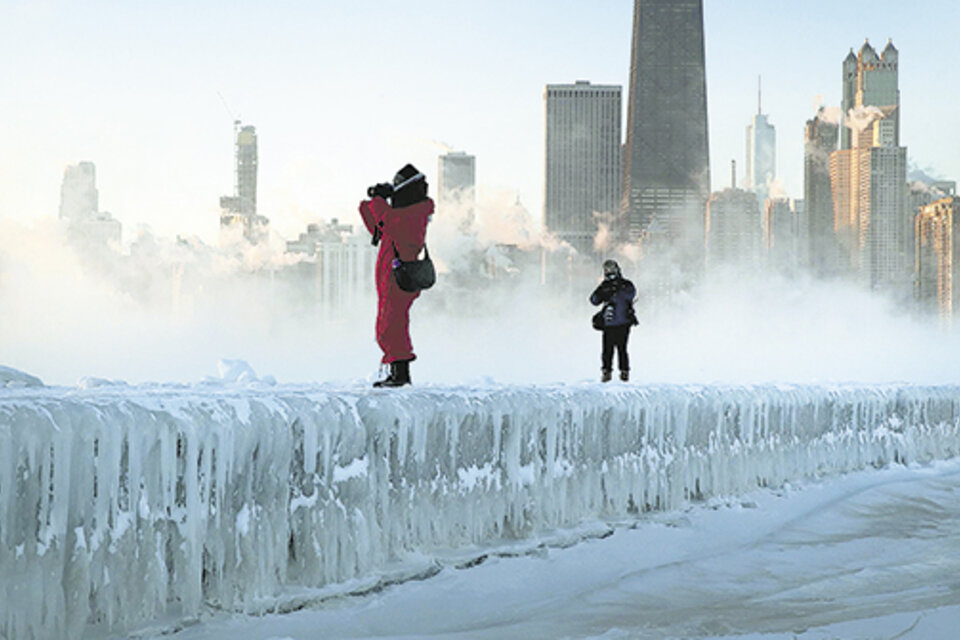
[393,360,411,386]
[373,360,411,388]
[373,363,395,388]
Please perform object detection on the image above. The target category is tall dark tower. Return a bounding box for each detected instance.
[621,0,710,264]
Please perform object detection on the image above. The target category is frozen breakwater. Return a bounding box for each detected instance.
[2,383,960,639]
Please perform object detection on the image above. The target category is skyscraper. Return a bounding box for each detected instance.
[438,151,477,231]
[915,196,960,324]
[58,161,122,247]
[544,81,622,255]
[705,186,761,270]
[805,109,840,277]
[220,121,268,244]
[830,40,908,292]
[764,198,806,276]
[438,151,476,204]
[745,78,776,210]
[59,161,99,222]
[621,0,710,260]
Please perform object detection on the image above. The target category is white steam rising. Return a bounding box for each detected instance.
[845,104,888,132]
[1,200,958,387]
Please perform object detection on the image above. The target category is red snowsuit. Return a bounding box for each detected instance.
[358,196,433,363]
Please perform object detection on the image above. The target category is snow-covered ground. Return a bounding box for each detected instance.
[161,459,960,640]
[3,373,960,639]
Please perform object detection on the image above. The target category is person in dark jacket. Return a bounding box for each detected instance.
[589,259,637,382]
[358,164,433,387]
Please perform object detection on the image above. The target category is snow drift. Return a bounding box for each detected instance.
[1,382,959,639]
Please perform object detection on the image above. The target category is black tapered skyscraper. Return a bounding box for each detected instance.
[621,0,710,262]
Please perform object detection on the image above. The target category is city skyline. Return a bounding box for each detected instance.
[1,1,958,244]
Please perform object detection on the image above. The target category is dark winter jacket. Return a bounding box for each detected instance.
[590,276,637,328]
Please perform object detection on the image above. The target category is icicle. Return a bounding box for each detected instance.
[1,383,960,638]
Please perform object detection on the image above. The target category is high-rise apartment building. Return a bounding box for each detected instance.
[805,110,840,277]
[841,41,900,151]
[915,196,960,324]
[621,0,710,262]
[438,151,477,231]
[58,161,121,247]
[830,40,908,292]
[544,81,621,255]
[705,187,761,270]
[438,151,476,204]
[220,121,268,244]
[59,162,99,221]
[909,180,956,224]
[746,78,776,210]
[764,198,806,276]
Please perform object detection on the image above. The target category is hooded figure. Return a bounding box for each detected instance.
[589,259,637,382]
[359,164,433,387]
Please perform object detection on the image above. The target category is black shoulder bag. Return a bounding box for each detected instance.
[392,241,436,293]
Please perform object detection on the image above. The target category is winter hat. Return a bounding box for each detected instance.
[602,259,621,277]
[393,163,424,190]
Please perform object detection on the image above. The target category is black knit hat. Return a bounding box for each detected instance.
[393,163,424,189]
[602,259,621,277]
[391,163,428,207]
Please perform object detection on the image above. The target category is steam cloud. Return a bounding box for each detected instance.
[845,105,888,132]
[2,194,959,387]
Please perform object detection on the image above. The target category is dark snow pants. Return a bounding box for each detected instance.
[601,325,631,372]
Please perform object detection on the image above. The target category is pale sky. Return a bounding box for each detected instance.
[1,0,958,243]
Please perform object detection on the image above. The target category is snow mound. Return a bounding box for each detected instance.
[76,376,128,390]
[0,365,43,388]
[207,358,276,385]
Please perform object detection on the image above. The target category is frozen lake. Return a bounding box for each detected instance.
[162,458,960,640]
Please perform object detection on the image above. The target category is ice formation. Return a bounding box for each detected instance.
[0,366,42,389]
[1,382,959,638]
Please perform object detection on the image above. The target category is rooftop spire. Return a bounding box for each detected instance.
[757,75,762,115]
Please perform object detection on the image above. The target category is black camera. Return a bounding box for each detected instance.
[367,182,394,199]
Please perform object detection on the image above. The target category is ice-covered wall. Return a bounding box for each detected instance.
[2,383,960,639]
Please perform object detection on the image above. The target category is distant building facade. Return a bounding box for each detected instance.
[764,198,806,276]
[705,187,761,269]
[220,122,269,244]
[908,180,956,221]
[746,79,776,210]
[59,161,98,221]
[438,151,476,204]
[58,161,122,248]
[621,0,710,268]
[543,81,621,255]
[284,220,377,317]
[285,218,355,256]
[830,40,908,293]
[805,111,840,277]
[438,151,477,231]
[915,196,960,324]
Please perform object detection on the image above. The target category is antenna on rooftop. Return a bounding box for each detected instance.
[757,75,762,115]
[217,91,241,129]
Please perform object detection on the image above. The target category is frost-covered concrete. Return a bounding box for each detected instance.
[1,383,960,639]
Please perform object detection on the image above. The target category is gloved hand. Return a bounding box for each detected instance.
[367,183,394,199]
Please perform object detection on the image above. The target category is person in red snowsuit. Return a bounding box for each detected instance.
[358,164,433,387]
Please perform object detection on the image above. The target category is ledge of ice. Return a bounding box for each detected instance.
[1,382,959,639]
[0,365,43,388]
[204,358,277,386]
